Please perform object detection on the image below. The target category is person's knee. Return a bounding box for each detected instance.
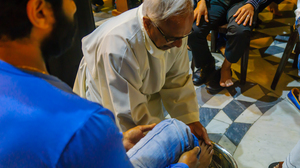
[227,24,251,36]
[160,119,189,131]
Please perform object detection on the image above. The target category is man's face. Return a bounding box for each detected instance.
[147,12,194,51]
[40,0,77,60]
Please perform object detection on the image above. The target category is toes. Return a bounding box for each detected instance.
[220,82,226,87]
[225,79,233,87]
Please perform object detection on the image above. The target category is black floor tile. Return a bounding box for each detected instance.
[208,133,223,143]
[199,107,220,127]
[225,122,252,146]
[223,100,252,121]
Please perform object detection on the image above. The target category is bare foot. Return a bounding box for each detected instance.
[198,141,214,168]
[220,58,233,87]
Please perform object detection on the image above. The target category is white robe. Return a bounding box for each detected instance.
[73,5,199,131]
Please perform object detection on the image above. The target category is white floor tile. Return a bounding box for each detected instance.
[234,104,263,124]
[202,89,233,109]
[218,135,237,155]
[287,80,300,87]
[233,101,300,168]
[206,119,230,134]
[214,110,233,125]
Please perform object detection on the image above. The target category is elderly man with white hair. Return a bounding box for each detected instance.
[74,0,211,145]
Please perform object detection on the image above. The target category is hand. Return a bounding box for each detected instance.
[233,4,254,26]
[122,123,156,151]
[178,146,200,168]
[267,2,282,16]
[194,0,209,26]
[188,121,211,145]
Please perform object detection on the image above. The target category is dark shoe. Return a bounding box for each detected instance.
[206,69,224,94]
[193,61,215,86]
[268,162,283,168]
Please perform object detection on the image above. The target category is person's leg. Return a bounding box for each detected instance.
[188,0,228,86]
[282,139,300,168]
[221,1,253,87]
[127,119,199,167]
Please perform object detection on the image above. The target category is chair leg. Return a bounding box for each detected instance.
[211,30,218,53]
[293,39,299,69]
[271,30,298,90]
[240,47,249,85]
[191,58,195,73]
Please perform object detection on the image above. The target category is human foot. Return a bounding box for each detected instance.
[220,58,233,87]
[198,141,214,168]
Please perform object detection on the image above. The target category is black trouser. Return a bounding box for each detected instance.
[188,0,255,69]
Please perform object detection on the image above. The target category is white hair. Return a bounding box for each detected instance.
[143,0,194,23]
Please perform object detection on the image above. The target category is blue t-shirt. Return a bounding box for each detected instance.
[0,60,133,168]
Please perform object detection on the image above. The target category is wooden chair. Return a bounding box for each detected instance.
[271,25,299,90]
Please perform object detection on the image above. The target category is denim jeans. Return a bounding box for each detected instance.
[127,119,199,168]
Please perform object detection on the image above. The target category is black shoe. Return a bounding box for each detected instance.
[205,69,224,94]
[192,61,215,86]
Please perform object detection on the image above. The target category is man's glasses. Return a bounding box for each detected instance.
[150,20,192,44]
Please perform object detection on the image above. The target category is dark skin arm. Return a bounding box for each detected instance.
[188,121,211,146]
[122,123,156,151]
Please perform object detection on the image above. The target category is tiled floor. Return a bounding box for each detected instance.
[92,1,300,167]
[191,1,300,167]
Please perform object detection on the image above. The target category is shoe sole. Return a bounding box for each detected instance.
[287,95,300,111]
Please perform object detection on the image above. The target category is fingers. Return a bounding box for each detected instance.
[204,12,209,23]
[233,8,241,18]
[249,15,253,26]
[243,14,250,26]
[237,12,248,25]
[200,127,211,146]
[208,144,214,154]
[196,12,202,26]
[140,123,156,132]
[194,10,198,21]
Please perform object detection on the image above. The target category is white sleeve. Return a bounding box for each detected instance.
[160,39,200,124]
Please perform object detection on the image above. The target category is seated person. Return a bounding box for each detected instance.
[73,0,211,145]
[189,0,270,90]
[269,139,300,168]
[0,0,213,167]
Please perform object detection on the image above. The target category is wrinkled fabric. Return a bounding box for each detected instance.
[128,119,199,168]
[282,139,300,168]
[73,5,199,132]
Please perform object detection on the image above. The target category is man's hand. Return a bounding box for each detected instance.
[178,147,200,168]
[188,121,211,145]
[267,2,282,16]
[233,4,255,26]
[122,123,156,151]
[194,0,209,26]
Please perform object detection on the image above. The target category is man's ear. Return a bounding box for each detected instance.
[27,0,53,29]
[143,16,152,32]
